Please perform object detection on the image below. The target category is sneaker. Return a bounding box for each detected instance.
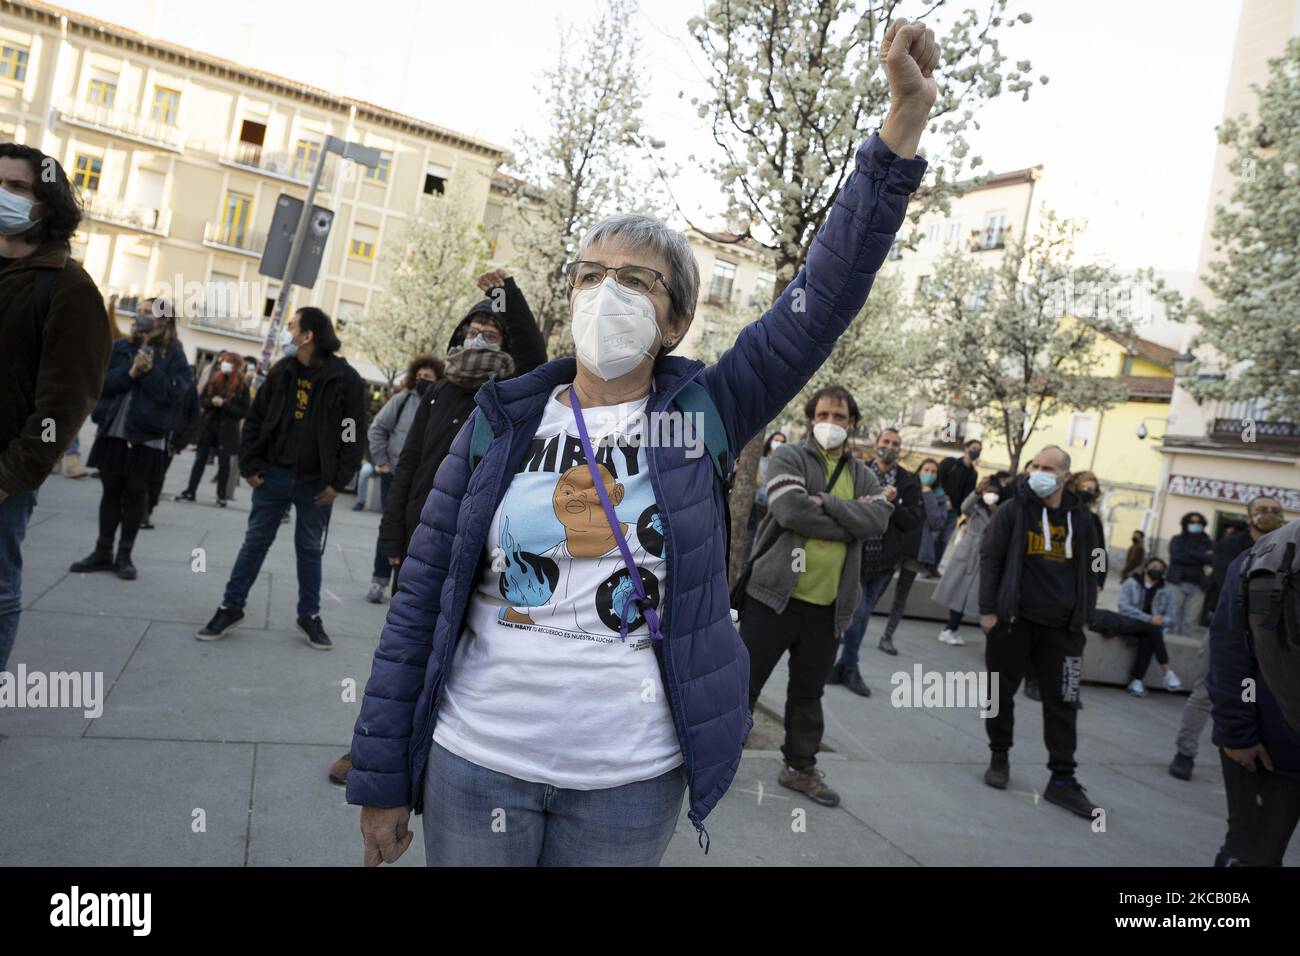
[365,582,385,604]
[175,490,196,502]
[1024,678,1041,701]
[1127,678,1148,697]
[139,515,155,530]
[877,635,898,656]
[825,661,845,686]
[938,628,957,644]
[298,615,333,651]
[352,501,366,512]
[1162,670,1183,692]
[114,550,137,581]
[1168,753,1194,781]
[216,498,228,509]
[70,548,115,573]
[984,752,1010,790]
[842,666,872,698]
[328,752,352,786]
[196,606,244,641]
[1044,777,1099,819]
[948,630,966,646]
[778,765,840,807]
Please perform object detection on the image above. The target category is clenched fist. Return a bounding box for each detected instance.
[475,268,510,292]
[881,19,940,112]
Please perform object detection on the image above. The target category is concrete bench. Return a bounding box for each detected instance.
[871,573,1199,691]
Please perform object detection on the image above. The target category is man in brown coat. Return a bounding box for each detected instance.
[0,143,112,669]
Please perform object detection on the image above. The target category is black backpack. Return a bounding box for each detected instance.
[31,266,59,335]
[1241,519,1300,732]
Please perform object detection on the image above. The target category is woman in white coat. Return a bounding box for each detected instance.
[933,478,1002,646]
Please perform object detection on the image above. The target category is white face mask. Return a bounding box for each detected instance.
[0,187,40,236]
[982,492,999,507]
[219,361,234,374]
[570,277,660,381]
[278,328,299,358]
[812,422,847,450]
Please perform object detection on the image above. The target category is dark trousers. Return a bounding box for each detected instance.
[1217,750,1300,866]
[741,596,838,772]
[148,453,174,514]
[984,618,1085,778]
[837,566,896,668]
[372,536,396,586]
[880,567,917,641]
[186,425,231,500]
[98,471,149,552]
[1128,621,1169,682]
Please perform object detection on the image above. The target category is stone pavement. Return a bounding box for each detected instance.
[2,432,1293,867]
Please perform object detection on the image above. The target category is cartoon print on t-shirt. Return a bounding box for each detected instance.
[490,422,665,638]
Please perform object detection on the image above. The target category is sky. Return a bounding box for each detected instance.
[59,0,1241,280]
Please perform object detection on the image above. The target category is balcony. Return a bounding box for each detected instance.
[203,221,267,257]
[219,143,334,189]
[55,99,184,151]
[1204,399,1300,449]
[705,278,734,307]
[82,193,171,237]
[970,224,1011,251]
[188,310,268,342]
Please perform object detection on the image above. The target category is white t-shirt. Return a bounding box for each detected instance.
[432,385,683,790]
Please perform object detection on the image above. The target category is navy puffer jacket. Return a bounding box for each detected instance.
[347,134,927,840]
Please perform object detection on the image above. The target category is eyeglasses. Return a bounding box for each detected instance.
[563,260,669,298]
[466,325,504,345]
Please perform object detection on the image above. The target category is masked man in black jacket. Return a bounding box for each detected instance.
[978,445,1100,820]
[196,307,366,650]
[328,268,546,786]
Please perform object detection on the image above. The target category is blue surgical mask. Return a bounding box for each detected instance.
[0,187,39,236]
[279,328,299,358]
[1188,523,1204,535]
[920,472,936,486]
[1028,471,1058,498]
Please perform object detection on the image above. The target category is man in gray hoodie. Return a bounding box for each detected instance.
[741,385,894,807]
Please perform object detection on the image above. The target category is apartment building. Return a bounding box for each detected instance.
[1151,0,1300,552]
[0,0,506,386]
[677,227,776,363]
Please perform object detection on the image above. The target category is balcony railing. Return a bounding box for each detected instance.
[220,143,333,189]
[706,278,734,307]
[188,311,267,341]
[971,224,1010,251]
[82,193,171,236]
[56,99,184,151]
[203,221,267,257]
[1202,398,1300,448]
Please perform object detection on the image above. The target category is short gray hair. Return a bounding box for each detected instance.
[577,213,700,329]
[1038,444,1072,470]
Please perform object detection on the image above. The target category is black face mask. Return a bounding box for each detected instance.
[1077,489,1097,503]
[415,377,436,397]
[1146,570,1164,583]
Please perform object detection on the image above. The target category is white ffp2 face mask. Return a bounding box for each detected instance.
[570,277,661,381]
[812,422,847,450]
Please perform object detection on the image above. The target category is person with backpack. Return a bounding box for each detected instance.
[362,354,443,602]
[1170,495,1286,780]
[176,351,249,507]
[69,299,192,582]
[0,143,112,670]
[195,307,366,650]
[347,20,936,867]
[1114,556,1182,696]
[1206,518,1300,866]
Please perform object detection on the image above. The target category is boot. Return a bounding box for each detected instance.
[62,453,91,478]
[70,544,116,573]
[114,547,137,581]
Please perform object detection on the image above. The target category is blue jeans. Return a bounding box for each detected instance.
[221,466,332,618]
[837,566,896,670]
[0,490,38,671]
[421,740,687,866]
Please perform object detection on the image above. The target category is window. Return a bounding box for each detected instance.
[981,212,1008,249]
[150,86,181,125]
[886,240,902,260]
[207,272,241,318]
[482,200,503,256]
[73,154,103,192]
[350,224,378,261]
[916,274,932,295]
[423,162,449,195]
[337,299,365,330]
[219,191,253,247]
[293,137,322,178]
[751,270,775,308]
[708,258,736,305]
[1,44,29,83]
[87,69,118,108]
[925,222,940,243]
[1067,413,1096,449]
[946,220,960,241]
[364,152,391,184]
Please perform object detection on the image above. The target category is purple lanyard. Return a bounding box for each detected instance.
[568,386,663,644]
